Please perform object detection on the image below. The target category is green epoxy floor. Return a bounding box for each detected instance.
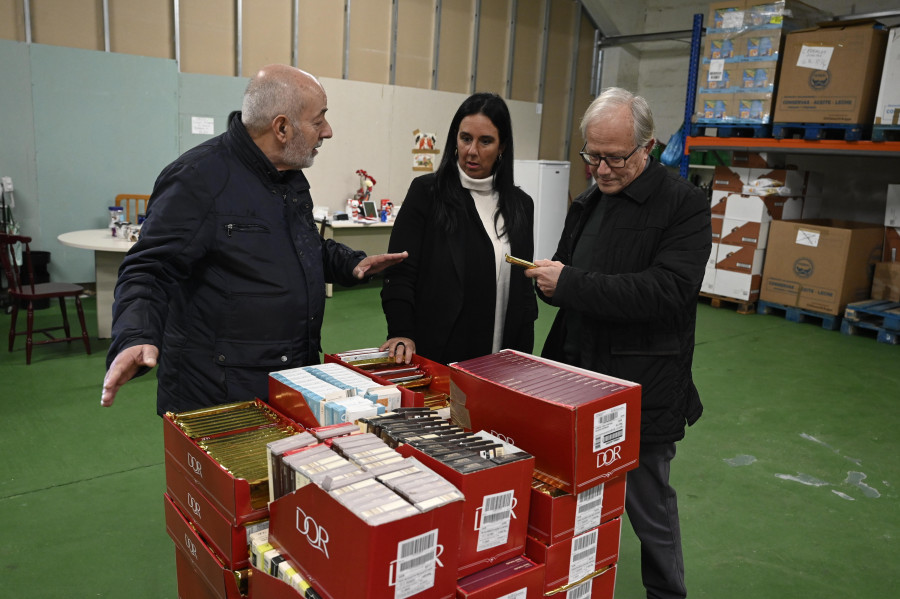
[1,282,897,597]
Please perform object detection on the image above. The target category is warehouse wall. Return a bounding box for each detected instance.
[0,0,605,283]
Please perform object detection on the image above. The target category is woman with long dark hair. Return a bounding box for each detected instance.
[380,92,537,364]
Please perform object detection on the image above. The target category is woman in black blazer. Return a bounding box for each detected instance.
[380,92,538,365]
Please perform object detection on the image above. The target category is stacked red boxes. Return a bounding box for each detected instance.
[449,350,641,597]
[163,399,303,598]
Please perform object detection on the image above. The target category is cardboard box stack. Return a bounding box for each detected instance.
[773,20,889,126]
[872,184,900,302]
[873,26,900,129]
[760,220,884,315]
[694,0,829,127]
[163,399,304,599]
[703,151,809,302]
[450,350,642,598]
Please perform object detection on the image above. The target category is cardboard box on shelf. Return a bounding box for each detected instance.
[760,219,884,315]
[707,0,746,32]
[724,193,803,223]
[268,481,463,599]
[524,517,621,595]
[699,63,739,92]
[774,21,889,125]
[455,555,546,599]
[695,92,736,123]
[735,91,773,123]
[719,219,769,250]
[449,351,641,495]
[873,27,900,126]
[884,227,900,262]
[716,242,766,274]
[871,262,900,302]
[712,166,752,192]
[702,266,717,294]
[731,151,771,169]
[395,443,535,578]
[713,270,761,301]
[706,238,725,268]
[711,193,728,218]
[527,475,626,546]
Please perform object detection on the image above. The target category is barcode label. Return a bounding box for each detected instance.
[574,483,604,535]
[593,403,626,452]
[395,529,438,599]
[567,528,598,584]
[498,588,528,599]
[477,490,514,551]
[567,581,592,599]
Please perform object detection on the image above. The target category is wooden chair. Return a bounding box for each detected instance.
[0,233,91,364]
[115,193,150,223]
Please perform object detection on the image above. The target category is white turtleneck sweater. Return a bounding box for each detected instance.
[458,164,511,353]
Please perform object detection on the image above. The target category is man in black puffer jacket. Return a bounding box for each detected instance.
[102,65,406,415]
[526,88,711,599]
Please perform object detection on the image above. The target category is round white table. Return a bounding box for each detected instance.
[58,229,135,339]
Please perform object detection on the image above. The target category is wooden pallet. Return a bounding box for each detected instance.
[772,122,870,142]
[840,299,900,345]
[690,123,772,138]
[872,125,900,143]
[699,292,756,314]
[757,300,841,330]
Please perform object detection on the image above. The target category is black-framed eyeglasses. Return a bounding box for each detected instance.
[579,143,642,168]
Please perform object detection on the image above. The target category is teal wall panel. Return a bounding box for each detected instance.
[178,73,249,155]
[0,40,38,242]
[29,44,178,284]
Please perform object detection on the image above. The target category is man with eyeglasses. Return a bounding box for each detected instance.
[526,87,711,599]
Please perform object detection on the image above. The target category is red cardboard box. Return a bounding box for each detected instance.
[524,517,622,595]
[165,453,267,569]
[165,494,245,599]
[527,475,626,546]
[268,482,463,599]
[396,444,535,577]
[162,401,302,525]
[565,564,617,599]
[455,555,545,599]
[270,354,453,425]
[449,350,641,495]
[176,548,230,599]
[248,566,307,599]
[326,352,452,408]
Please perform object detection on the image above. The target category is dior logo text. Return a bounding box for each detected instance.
[296,507,330,558]
[596,445,622,468]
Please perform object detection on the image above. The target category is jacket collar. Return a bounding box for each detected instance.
[575,156,665,208]
[224,111,310,192]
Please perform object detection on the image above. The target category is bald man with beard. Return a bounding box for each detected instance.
[103,65,406,415]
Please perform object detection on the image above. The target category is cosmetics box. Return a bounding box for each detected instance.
[455,555,545,599]
[163,399,303,525]
[268,480,463,599]
[397,442,535,577]
[449,350,641,494]
[527,475,626,546]
[524,517,621,595]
